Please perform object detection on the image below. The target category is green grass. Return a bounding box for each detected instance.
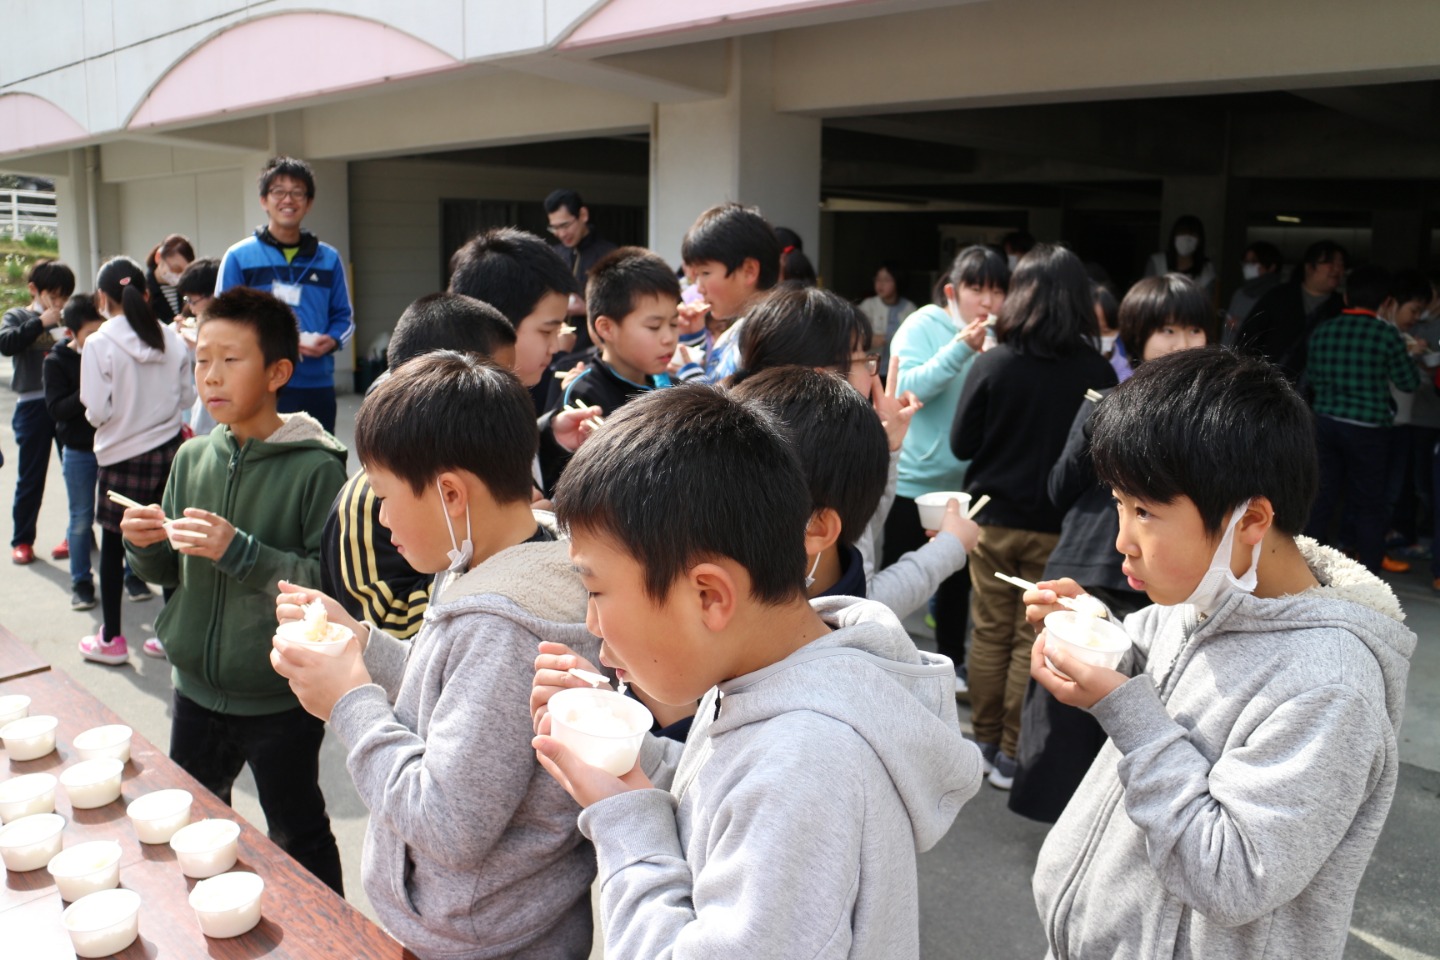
[0,235,56,312]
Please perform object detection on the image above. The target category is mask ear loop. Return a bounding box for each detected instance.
[437,479,460,556]
[804,552,822,589]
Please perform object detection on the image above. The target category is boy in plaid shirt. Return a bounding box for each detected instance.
[1303,264,1419,572]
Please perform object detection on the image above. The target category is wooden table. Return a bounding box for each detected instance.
[0,661,418,958]
[0,622,50,683]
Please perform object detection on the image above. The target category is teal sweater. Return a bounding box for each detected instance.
[893,304,980,500]
[127,414,348,715]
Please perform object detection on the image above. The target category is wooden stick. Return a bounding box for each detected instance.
[965,494,990,520]
[993,571,1083,611]
[1084,388,1104,404]
[105,490,145,510]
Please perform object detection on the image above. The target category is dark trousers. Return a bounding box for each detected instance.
[1307,415,1390,572]
[278,386,337,435]
[11,398,61,547]
[883,495,971,667]
[169,691,344,894]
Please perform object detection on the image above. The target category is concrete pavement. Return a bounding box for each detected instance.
[2,386,1436,958]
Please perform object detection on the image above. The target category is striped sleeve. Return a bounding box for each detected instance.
[337,475,430,639]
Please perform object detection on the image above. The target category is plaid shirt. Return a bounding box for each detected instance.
[1307,309,1419,425]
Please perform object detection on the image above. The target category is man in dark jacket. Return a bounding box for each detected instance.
[1236,239,1347,379]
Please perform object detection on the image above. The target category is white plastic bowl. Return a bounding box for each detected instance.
[60,758,125,809]
[0,812,65,871]
[275,619,354,657]
[0,772,57,822]
[170,818,241,879]
[71,724,132,763]
[189,871,265,938]
[0,714,58,761]
[1043,610,1133,679]
[48,840,123,901]
[548,688,652,777]
[63,888,141,958]
[0,693,29,725]
[915,491,972,531]
[126,788,193,843]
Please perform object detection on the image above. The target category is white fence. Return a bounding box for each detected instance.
[0,189,59,240]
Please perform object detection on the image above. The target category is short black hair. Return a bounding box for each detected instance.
[355,350,538,503]
[1295,240,1348,282]
[28,259,76,298]
[996,243,1100,359]
[1001,231,1035,255]
[543,189,583,218]
[1390,268,1432,308]
[780,249,817,287]
[61,293,105,332]
[1090,348,1316,536]
[734,286,873,382]
[680,203,782,291]
[730,366,888,548]
[1093,283,1119,334]
[448,227,578,326]
[1344,264,1391,312]
[389,293,517,369]
[200,287,300,369]
[947,245,1010,293]
[258,156,315,198]
[587,247,682,329]
[175,258,219,299]
[1117,274,1213,363]
[1246,241,1282,271]
[554,385,811,604]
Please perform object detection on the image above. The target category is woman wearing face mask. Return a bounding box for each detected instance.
[1007,273,1213,821]
[1144,214,1215,299]
[144,234,196,325]
[1223,241,1283,343]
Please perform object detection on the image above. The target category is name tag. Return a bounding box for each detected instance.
[272,282,302,306]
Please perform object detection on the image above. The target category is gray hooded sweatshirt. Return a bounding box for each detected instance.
[577,595,984,958]
[327,519,600,960]
[1034,539,1415,960]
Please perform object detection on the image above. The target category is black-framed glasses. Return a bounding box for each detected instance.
[852,353,881,376]
[547,218,578,235]
[266,187,309,201]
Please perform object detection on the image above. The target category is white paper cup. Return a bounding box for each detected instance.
[1043,610,1132,679]
[0,694,30,725]
[72,724,132,763]
[1423,351,1440,369]
[163,517,211,551]
[0,772,58,822]
[915,492,971,531]
[60,758,125,809]
[190,871,265,938]
[63,888,141,958]
[126,788,193,843]
[0,714,58,761]
[275,619,354,657]
[0,812,65,871]
[548,688,653,777]
[170,818,241,879]
[48,840,123,901]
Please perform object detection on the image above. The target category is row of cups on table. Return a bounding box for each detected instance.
[0,693,265,957]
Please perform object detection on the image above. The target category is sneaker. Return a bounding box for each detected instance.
[1381,555,1411,574]
[124,576,153,602]
[923,613,937,630]
[11,544,34,565]
[988,751,1018,790]
[70,581,97,611]
[51,539,69,560]
[79,633,129,665]
[954,671,969,697]
[1397,543,1432,562]
[142,638,167,659]
[977,741,999,776]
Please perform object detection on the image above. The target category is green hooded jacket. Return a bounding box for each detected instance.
[127,413,348,715]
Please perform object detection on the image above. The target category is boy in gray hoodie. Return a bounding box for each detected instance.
[531,385,984,958]
[1027,349,1415,960]
[271,351,598,959]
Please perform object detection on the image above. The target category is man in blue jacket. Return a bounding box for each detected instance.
[217,156,353,432]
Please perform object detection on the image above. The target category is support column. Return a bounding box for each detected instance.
[650,36,821,270]
[1370,208,1427,271]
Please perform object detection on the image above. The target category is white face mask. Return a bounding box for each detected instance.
[1100,334,1117,354]
[437,480,473,574]
[1174,235,1199,257]
[1180,499,1261,617]
[1007,254,1019,270]
[1241,263,1262,281]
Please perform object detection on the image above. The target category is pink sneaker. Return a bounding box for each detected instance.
[142,638,167,659]
[79,633,129,665]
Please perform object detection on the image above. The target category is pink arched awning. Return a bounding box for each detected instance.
[0,94,88,156]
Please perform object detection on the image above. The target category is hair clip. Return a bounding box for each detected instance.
[118,276,131,286]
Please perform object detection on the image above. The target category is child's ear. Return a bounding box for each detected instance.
[738,257,761,288]
[267,358,294,393]
[689,561,739,633]
[803,509,843,557]
[1237,497,1274,547]
[593,315,617,345]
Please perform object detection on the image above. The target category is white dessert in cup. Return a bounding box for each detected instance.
[0,714,58,761]
[63,888,142,958]
[275,599,354,656]
[1042,609,1132,680]
[72,723,132,763]
[48,840,123,901]
[126,788,193,843]
[170,818,242,878]
[0,693,29,724]
[60,758,126,809]
[0,772,57,822]
[189,870,265,938]
[163,516,212,551]
[914,491,971,531]
[0,812,66,871]
[548,687,653,777]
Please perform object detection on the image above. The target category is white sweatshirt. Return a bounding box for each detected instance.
[80,315,194,466]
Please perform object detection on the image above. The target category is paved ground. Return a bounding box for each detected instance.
[2,387,1436,958]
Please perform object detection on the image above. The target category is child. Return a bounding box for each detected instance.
[731,365,978,617]
[121,287,348,892]
[42,295,107,610]
[560,247,685,414]
[1,258,76,565]
[319,292,517,636]
[271,351,599,958]
[81,257,194,663]
[680,202,782,382]
[531,386,982,958]
[1029,348,1414,959]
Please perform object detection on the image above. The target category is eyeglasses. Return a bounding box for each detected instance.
[182,294,211,306]
[266,188,309,202]
[547,218,578,235]
[851,353,881,376]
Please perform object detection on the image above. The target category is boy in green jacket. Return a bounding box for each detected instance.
[122,287,348,893]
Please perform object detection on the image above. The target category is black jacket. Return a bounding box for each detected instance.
[1235,282,1344,379]
[43,340,94,451]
